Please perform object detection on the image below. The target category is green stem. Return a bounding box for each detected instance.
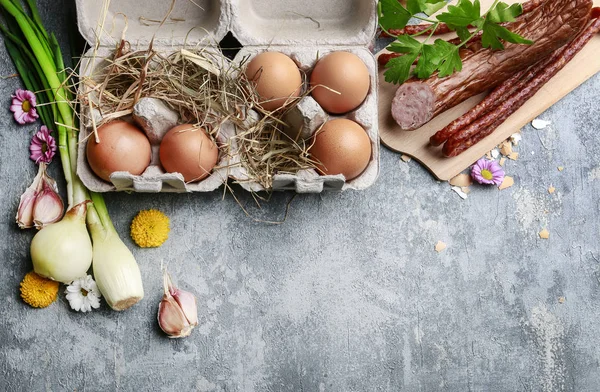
[67,123,87,206]
[0,0,72,131]
[0,24,54,117]
[412,14,439,24]
[9,0,55,66]
[89,191,116,234]
[409,22,440,38]
[3,39,53,127]
[24,0,48,40]
[1,0,74,198]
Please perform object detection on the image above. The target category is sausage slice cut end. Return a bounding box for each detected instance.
[391,82,435,131]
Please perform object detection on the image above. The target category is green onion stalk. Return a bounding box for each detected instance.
[0,0,143,310]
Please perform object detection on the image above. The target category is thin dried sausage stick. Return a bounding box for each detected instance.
[442,117,505,157]
[430,57,551,146]
[443,16,600,157]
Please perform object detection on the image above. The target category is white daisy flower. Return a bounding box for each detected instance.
[65,275,102,312]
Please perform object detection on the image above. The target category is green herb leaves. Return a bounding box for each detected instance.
[479,2,533,49]
[378,0,414,32]
[437,0,481,27]
[379,0,533,84]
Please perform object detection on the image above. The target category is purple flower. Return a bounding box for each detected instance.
[471,158,505,186]
[29,126,57,164]
[10,89,39,125]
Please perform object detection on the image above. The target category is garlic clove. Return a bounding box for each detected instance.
[16,186,38,229]
[171,288,198,327]
[158,267,198,338]
[158,295,193,338]
[33,179,64,229]
[16,163,45,229]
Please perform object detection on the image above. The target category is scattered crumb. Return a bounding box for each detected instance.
[558,166,564,172]
[499,176,514,190]
[449,173,472,187]
[491,148,500,159]
[539,228,550,239]
[532,118,552,130]
[485,151,493,160]
[401,154,411,163]
[451,186,468,200]
[510,133,522,146]
[558,297,565,304]
[508,152,519,161]
[500,142,513,156]
[435,241,447,253]
[461,187,471,194]
[548,185,556,194]
[499,157,507,166]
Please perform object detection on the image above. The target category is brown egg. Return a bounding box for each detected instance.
[309,119,371,180]
[86,120,151,182]
[159,124,219,182]
[310,51,370,114]
[245,51,303,112]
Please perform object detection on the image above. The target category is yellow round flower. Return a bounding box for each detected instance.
[20,271,59,308]
[131,209,170,248]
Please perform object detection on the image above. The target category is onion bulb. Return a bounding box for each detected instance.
[90,222,144,311]
[31,201,92,283]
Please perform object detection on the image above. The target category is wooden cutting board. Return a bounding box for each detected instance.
[378,0,600,181]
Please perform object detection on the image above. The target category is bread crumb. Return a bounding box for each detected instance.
[451,186,468,200]
[498,176,514,190]
[461,187,471,194]
[510,133,522,146]
[548,185,556,194]
[435,241,447,253]
[485,151,493,160]
[558,297,565,304]
[558,166,564,172]
[500,142,513,156]
[449,173,472,187]
[499,157,507,166]
[401,154,411,163]
[508,152,519,161]
[532,118,551,130]
[539,228,550,239]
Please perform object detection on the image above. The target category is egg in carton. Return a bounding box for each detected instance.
[75,0,379,193]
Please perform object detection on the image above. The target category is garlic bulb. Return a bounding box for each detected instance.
[158,268,198,338]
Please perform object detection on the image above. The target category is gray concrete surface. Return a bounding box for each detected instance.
[1,1,600,391]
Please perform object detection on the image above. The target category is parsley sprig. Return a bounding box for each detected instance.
[378,0,533,84]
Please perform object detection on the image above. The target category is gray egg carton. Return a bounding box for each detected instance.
[75,0,379,193]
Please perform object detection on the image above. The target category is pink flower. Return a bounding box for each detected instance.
[10,89,39,124]
[471,158,505,186]
[29,126,57,164]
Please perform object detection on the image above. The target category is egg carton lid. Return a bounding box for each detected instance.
[75,0,230,48]
[76,0,378,49]
[228,0,378,47]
